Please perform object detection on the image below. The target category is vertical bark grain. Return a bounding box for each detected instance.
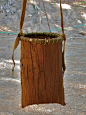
[21,40,65,108]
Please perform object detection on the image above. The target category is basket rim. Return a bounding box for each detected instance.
[19,32,64,44]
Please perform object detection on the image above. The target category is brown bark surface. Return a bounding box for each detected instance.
[21,41,65,108]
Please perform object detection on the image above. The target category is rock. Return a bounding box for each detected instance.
[8,0,14,5]
[28,14,32,18]
[79,31,86,35]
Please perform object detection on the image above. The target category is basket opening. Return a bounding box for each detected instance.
[23,32,60,39]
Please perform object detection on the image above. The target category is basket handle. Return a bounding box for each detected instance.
[60,0,66,41]
[19,0,65,37]
[12,0,27,76]
[19,0,27,35]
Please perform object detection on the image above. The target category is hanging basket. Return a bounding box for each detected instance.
[12,0,66,108]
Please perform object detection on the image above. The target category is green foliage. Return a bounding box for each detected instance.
[75,1,86,8]
[81,1,86,5]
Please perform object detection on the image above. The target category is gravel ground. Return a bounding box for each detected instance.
[0,34,86,115]
[0,0,86,115]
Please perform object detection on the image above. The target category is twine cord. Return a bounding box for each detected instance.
[12,0,27,76]
[42,0,51,32]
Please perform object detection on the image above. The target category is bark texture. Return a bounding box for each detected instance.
[21,40,65,108]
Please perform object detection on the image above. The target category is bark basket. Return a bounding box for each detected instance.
[20,32,65,108]
[12,0,66,108]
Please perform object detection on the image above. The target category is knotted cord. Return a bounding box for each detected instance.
[12,0,27,76]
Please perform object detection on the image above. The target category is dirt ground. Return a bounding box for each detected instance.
[0,0,86,115]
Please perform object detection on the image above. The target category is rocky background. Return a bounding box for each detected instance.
[0,0,86,115]
[0,0,86,38]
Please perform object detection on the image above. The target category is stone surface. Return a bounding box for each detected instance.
[0,0,86,114]
[0,34,86,115]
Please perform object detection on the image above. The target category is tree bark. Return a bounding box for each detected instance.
[21,40,65,108]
